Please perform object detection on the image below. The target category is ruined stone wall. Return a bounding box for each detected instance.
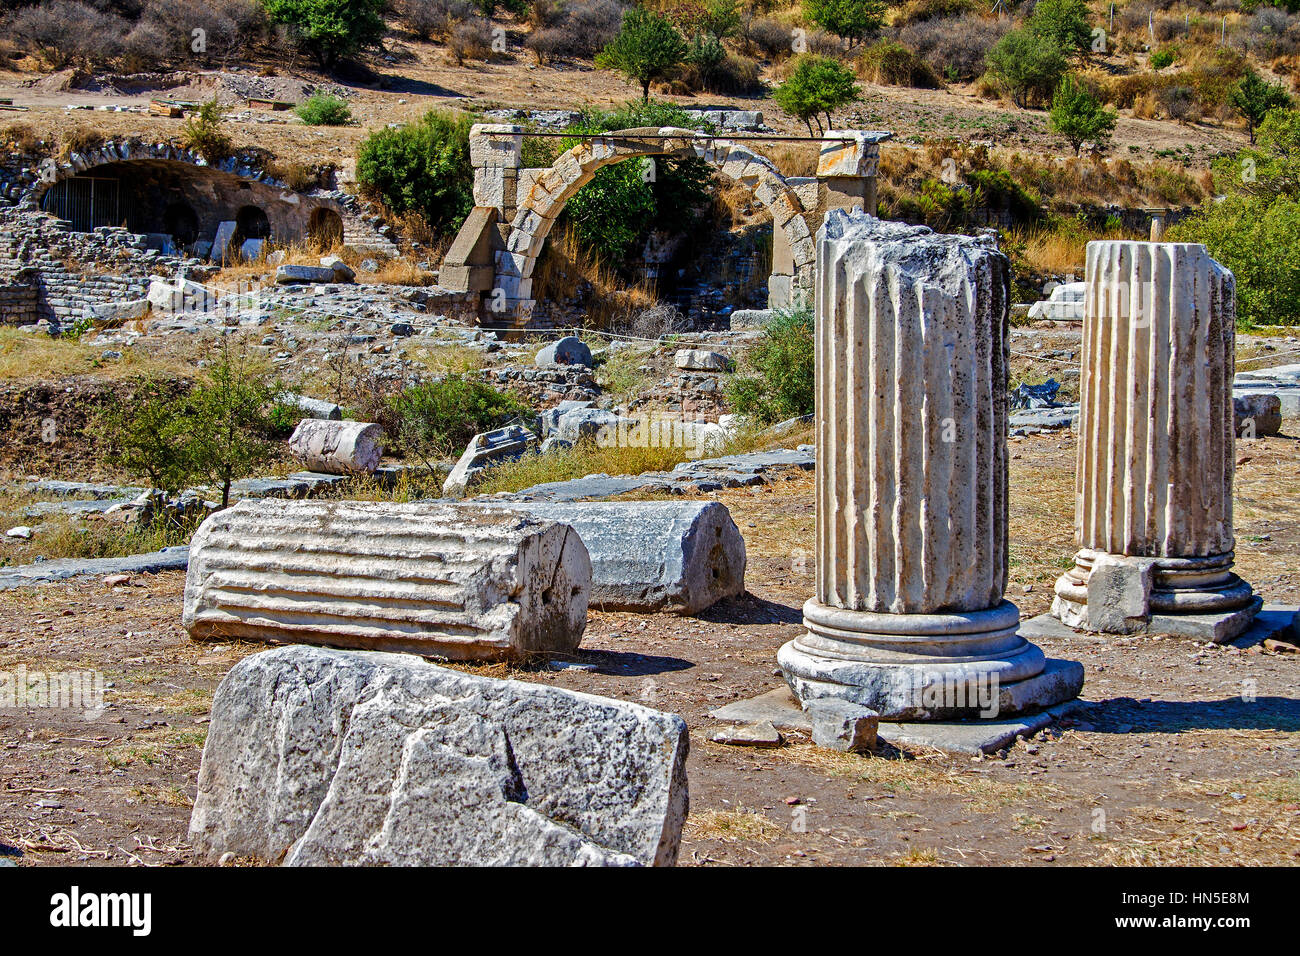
[0,207,197,328]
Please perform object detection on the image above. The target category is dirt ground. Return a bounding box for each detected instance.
[2,427,1297,868]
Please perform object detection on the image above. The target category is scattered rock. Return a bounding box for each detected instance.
[806,699,879,753]
[443,424,537,498]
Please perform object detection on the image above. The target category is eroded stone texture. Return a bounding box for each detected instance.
[287,419,383,474]
[188,645,689,866]
[182,499,590,660]
[1052,241,1259,640]
[778,209,1082,720]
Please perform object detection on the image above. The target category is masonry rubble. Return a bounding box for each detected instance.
[287,419,383,474]
[442,424,538,498]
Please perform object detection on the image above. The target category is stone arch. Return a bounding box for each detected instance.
[496,127,815,309]
[308,206,344,250]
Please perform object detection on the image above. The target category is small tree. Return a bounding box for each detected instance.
[261,0,387,68]
[96,341,283,510]
[1026,0,1093,59]
[772,54,860,135]
[1049,74,1117,154]
[801,0,884,47]
[98,379,198,496]
[1230,69,1293,144]
[180,99,232,163]
[985,29,1069,109]
[596,7,688,101]
[185,339,283,509]
[295,93,353,126]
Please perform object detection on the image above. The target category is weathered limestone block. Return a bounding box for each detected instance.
[816,130,885,178]
[275,264,337,285]
[182,499,591,660]
[468,124,523,168]
[777,210,1082,720]
[443,425,538,498]
[189,645,687,866]
[674,348,730,371]
[1234,393,1282,437]
[287,419,383,474]
[1052,241,1260,641]
[478,500,745,614]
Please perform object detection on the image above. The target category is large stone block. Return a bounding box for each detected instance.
[287,419,383,474]
[182,499,590,660]
[189,645,688,866]
[478,500,745,614]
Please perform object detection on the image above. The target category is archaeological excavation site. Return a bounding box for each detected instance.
[0,0,1296,910]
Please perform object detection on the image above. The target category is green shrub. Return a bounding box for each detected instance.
[802,0,885,46]
[984,28,1069,108]
[1150,47,1176,70]
[725,308,815,424]
[1171,109,1300,326]
[295,93,353,126]
[560,101,714,270]
[356,109,473,237]
[388,376,533,468]
[1025,0,1092,59]
[180,99,232,162]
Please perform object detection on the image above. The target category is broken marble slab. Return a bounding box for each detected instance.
[189,645,689,866]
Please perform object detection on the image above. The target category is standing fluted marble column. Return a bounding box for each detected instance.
[1052,241,1261,641]
[778,210,1083,720]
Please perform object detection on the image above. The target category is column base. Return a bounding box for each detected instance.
[778,599,1084,721]
[1052,549,1260,643]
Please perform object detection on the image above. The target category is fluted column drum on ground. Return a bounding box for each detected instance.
[778,210,1083,720]
[183,499,591,660]
[1052,241,1260,641]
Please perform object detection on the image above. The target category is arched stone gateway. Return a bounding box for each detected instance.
[442,124,889,328]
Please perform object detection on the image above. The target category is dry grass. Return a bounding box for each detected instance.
[531,226,659,331]
[473,439,695,496]
[779,742,1065,811]
[0,512,193,567]
[685,808,785,843]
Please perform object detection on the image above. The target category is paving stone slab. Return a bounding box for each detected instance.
[0,546,189,590]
